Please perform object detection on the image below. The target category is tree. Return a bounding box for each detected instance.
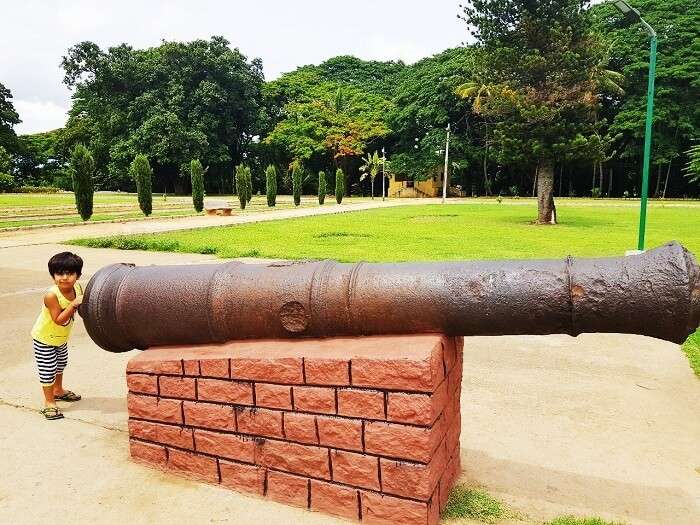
[0,82,20,151]
[61,37,264,193]
[459,1,605,223]
[292,161,302,206]
[0,146,13,191]
[70,144,94,220]
[684,144,700,185]
[360,151,381,199]
[190,159,204,212]
[318,171,326,205]
[335,168,345,204]
[235,164,249,209]
[130,154,153,215]
[245,167,252,204]
[13,130,70,189]
[265,164,277,207]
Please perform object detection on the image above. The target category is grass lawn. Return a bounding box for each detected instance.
[71,200,700,261]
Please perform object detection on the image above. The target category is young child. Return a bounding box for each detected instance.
[31,252,84,420]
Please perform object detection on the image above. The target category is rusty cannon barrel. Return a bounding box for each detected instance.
[80,241,700,352]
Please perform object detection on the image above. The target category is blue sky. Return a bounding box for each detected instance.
[1,0,468,134]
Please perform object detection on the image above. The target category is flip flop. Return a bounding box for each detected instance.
[40,406,64,420]
[54,390,81,402]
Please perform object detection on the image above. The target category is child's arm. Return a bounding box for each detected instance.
[44,292,82,326]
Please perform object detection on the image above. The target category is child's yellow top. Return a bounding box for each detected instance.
[31,284,83,346]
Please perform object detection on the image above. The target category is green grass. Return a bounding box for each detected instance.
[441,485,507,523]
[70,200,700,261]
[681,330,700,378]
[545,517,627,525]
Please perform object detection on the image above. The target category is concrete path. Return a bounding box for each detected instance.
[1,238,699,523]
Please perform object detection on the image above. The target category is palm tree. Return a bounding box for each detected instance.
[684,144,700,185]
[360,151,381,199]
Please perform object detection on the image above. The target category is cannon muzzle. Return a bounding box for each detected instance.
[80,241,700,352]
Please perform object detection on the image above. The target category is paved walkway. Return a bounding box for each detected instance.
[1,205,699,524]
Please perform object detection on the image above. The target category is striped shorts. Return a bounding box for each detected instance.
[33,339,68,385]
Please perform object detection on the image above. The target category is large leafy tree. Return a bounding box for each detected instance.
[459,1,604,223]
[0,82,21,151]
[61,37,263,193]
[13,129,70,188]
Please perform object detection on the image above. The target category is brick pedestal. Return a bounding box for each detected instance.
[126,335,463,525]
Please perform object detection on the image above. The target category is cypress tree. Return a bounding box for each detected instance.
[245,167,252,204]
[265,164,277,207]
[129,154,153,216]
[335,168,345,204]
[235,164,248,209]
[318,171,326,205]
[190,159,204,212]
[292,162,302,206]
[70,144,94,221]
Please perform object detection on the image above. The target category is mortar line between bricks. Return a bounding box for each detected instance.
[348,359,353,385]
[357,491,362,520]
[377,456,383,492]
[227,359,231,379]
[281,412,286,439]
[314,416,320,444]
[301,357,306,383]
[251,381,257,405]
[290,386,295,410]
[307,479,311,509]
[128,436,439,504]
[128,418,442,466]
[129,391,445,428]
[128,371,439,394]
[263,469,269,496]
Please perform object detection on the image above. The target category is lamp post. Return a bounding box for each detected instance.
[612,0,656,251]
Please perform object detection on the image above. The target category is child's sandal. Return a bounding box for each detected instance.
[55,390,81,402]
[40,407,64,420]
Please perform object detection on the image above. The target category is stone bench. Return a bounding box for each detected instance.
[126,334,463,525]
[204,200,233,216]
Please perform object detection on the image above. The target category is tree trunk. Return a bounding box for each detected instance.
[591,162,596,195]
[483,122,490,196]
[558,165,563,197]
[599,162,604,195]
[654,164,662,197]
[662,161,672,199]
[537,159,556,224]
[532,160,539,197]
[608,167,613,197]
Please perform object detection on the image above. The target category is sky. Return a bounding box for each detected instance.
[1,0,470,135]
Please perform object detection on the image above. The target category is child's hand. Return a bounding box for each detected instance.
[71,296,83,308]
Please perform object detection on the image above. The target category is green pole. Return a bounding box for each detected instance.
[637,33,657,251]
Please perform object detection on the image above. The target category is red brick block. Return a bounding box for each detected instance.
[127,394,182,424]
[166,448,219,483]
[194,429,255,463]
[183,359,200,376]
[197,378,253,405]
[183,401,236,432]
[316,416,362,451]
[128,420,194,450]
[293,386,336,414]
[236,407,283,438]
[219,460,266,495]
[127,357,182,375]
[200,359,229,378]
[310,480,359,520]
[380,442,448,500]
[159,376,196,399]
[351,339,445,393]
[337,388,385,420]
[361,491,430,525]
[126,374,158,395]
[255,383,292,410]
[256,439,330,479]
[439,450,461,511]
[331,450,380,491]
[387,379,448,426]
[283,412,318,445]
[304,358,349,386]
[442,337,457,375]
[266,470,309,508]
[364,417,444,463]
[231,357,303,384]
[130,439,166,467]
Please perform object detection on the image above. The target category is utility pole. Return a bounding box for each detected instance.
[381,147,386,202]
[442,123,450,204]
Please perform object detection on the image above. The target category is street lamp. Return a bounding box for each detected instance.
[612,0,657,251]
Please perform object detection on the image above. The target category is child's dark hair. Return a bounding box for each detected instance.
[48,252,83,277]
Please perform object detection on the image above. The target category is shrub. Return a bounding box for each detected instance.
[70,144,95,221]
[16,186,62,193]
[190,159,204,212]
[318,171,326,205]
[0,173,15,192]
[129,154,153,216]
[265,164,277,207]
[235,164,249,209]
[335,168,345,204]
[591,187,602,198]
[292,162,302,206]
[245,166,252,204]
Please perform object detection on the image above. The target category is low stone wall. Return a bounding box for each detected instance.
[126,335,463,525]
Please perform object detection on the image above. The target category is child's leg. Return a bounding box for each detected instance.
[53,344,68,396]
[33,340,58,407]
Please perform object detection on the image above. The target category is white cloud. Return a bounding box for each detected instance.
[13,100,69,135]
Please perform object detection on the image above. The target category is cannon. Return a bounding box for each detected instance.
[80,241,700,353]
